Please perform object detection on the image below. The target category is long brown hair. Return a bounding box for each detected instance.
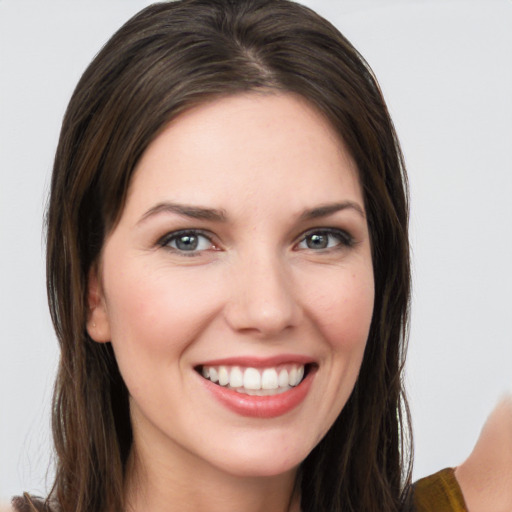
[19,0,412,510]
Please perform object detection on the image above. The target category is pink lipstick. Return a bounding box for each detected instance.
[196,356,317,418]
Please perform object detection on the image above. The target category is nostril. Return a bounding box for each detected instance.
[223,298,303,337]
[222,263,303,336]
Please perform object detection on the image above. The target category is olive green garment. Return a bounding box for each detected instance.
[413,467,468,512]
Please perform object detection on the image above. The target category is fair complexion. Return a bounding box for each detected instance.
[455,395,512,512]
[87,93,374,512]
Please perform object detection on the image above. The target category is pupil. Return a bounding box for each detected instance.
[308,233,327,249]
[176,235,198,251]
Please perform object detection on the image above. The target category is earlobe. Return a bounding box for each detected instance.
[86,266,111,343]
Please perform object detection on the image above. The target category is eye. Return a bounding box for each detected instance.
[296,229,353,251]
[158,230,216,254]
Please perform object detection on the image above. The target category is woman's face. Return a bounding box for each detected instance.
[88,93,374,479]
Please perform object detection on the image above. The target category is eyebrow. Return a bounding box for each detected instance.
[299,201,366,221]
[138,199,365,225]
[138,202,228,224]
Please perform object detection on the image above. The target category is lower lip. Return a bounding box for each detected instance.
[199,369,315,418]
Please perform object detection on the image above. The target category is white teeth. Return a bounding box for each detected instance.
[261,368,278,390]
[278,369,289,388]
[243,368,261,390]
[218,366,229,386]
[209,367,218,383]
[200,364,307,393]
[229,366,243,388]
[289,366,298,386]
[297,365,304,383]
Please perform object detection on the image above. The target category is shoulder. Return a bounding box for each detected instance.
[454,395,512,512]
[413,467,468,512]
[414,395,512,512]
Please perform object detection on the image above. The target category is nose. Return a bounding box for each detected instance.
[223,251,303,338]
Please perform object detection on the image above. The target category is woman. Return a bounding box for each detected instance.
[14,0,413,510]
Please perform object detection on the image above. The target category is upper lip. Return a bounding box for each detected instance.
[195,354,316,369]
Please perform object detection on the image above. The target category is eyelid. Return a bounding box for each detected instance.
[155,227,355,255]
[157,229,220,255]
[294,227,355,250]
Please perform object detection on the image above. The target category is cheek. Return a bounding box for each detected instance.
[102,258,223,365]
[297,264,374,443]
[303,266,375,352]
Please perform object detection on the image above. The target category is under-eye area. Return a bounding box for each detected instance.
[195,363,318,396]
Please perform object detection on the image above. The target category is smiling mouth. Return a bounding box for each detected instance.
[195,363,315,396]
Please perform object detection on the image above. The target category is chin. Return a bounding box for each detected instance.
[204,436,312,479]
[220,456,302,479]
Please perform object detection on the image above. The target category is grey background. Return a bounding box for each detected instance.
[1,0,511,501]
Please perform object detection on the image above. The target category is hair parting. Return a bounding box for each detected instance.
[17,1,413,511]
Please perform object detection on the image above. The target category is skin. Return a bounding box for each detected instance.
[455,395,512,512]
[87,93,375,512]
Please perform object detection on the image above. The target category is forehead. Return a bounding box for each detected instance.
[125,92,362,218]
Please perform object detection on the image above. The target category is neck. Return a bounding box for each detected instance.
[123,434,300,512]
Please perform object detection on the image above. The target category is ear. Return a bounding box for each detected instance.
[86,265,111,343]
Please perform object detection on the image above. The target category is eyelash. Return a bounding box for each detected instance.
[157,228,354,256]
[157,229,217,257]
[296,228,354,251]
